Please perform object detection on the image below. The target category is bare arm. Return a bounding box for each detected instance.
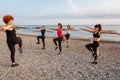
[70,28,78,31]
[101,30,120,35]
[49,28,58,31]
[80,28,95,33]
[45,30,53,33]
[85,26,94,30]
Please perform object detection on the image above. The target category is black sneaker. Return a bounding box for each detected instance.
[12,63,19,67]
[18,48,23,53]
[36,42,40,44]
[58,52,62,55]
[42,47,45,49]
[91,62,97,64]
[67,46,69,48]
[55,46,58,50]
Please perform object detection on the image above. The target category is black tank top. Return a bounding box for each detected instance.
[6,29,17,41]
[93,32,100,38]
[41,29,46,37]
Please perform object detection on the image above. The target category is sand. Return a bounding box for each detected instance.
[0,31,120,80]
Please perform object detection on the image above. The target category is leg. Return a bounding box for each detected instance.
[85,43,94,52]
[7,41,15,63]
[36,36,41,44]
[53,37,59,50]
[92,43,99,64]
[42,38,45,49]
[17,37,23,53]
[65,34,70,47]
[58,38,63,53]
[17,37,22,48]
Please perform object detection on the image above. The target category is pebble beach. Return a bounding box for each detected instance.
[0,31,120,80]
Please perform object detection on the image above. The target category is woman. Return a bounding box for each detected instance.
[50,23,63,54]
[63,25,77,48]
[35,26,52,49]
[0,15,23,67]
[80,24,120,64]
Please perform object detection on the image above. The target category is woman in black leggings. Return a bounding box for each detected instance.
[35,26,52,49]
[81,24,120,64]
[1,15,23,67]
[50,23,63,54]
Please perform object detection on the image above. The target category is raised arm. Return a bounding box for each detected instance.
[85,26,94,30]
[45,30,53,33]
[80,28,95,33]
[49,28,58,31]
[70,28,78,31]
[101,30,120,35]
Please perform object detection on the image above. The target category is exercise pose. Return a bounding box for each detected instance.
[35,26,52,49]
[50,23,63,54]
[0,15,23,67]
[80,24,120,64]
[63,25,77,48]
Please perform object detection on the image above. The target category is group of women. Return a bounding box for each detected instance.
[0,15,120,67]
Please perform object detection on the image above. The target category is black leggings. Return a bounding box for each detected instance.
[37,36,45,48]
[7,37,22,63]
[53,37,63,52]
[85,41,99,61]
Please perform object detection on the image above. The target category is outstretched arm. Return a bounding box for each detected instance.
[80,28,95,33]
[49,28,58,31]
[101,30,120,35]
[45,30,53,33]
[85,26,94,30]
[62,28,78,31]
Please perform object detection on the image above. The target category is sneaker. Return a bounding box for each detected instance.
[63,39,65,42]
[42,47,45,49]
[55,46,58,50]
[91,62,97,64]
[36,42,40,44]
[18,48,23,53]
[67,46,69,48]
[12,63,19,67]
[58,52,62,55]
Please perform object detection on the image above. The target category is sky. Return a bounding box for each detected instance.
[0,0,120,25]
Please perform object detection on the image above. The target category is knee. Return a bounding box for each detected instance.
[17,37,22,42]
[85,44,88,48]
[37,36,39,38]
[53,38,56,41]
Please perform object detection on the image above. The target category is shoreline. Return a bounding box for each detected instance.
[17,33,120,43]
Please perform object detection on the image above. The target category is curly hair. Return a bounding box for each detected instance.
[3,15,14,24]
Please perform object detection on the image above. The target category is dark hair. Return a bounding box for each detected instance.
[3,15,14,24]
[58,23,62,29]
[67,25,71,29]
[95,24,102,32]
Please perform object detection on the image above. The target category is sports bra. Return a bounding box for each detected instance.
[93,32,100,38]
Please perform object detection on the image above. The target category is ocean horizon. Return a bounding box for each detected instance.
[16,25,120,41]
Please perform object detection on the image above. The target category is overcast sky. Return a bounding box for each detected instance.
[0,0,120,25]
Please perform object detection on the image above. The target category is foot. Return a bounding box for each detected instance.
[18,48,23,53]
[11,63,19,67]
[36,42,40,44]
[67,46,69,48]
[63,39,65,42]
[58,52,62,55]
[91,61,97,64]
[42,47,45,49]
[55,46,58,50]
